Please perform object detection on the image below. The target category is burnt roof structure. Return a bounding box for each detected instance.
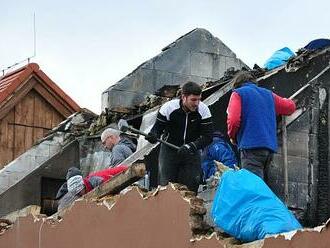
[102,28,248,111]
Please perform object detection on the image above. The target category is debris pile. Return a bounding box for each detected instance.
[0,219,12,235]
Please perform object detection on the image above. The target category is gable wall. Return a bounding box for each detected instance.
[0,89,64,168]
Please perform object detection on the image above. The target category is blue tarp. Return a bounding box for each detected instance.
[264,47,295,70]
[211,169,302,242]
[304,39,330,51]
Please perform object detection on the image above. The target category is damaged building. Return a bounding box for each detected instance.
[102,28,248,111]
[1,29,330,247]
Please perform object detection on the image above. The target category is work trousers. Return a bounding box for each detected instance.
[159,144,202,193]
[240,148,273,181]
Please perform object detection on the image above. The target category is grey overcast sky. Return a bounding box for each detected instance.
[1,0,329,113]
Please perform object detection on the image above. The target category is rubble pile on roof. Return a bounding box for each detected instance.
[0,219,11,235]
[88,76,233,135]
[39,109,97,142]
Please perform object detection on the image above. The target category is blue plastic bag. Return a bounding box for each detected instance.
[264,47,295,70]
[211,169,302,242]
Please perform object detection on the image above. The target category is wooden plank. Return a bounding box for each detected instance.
[34,83,72,118]
[86,163,146,199]
[41,95,54,137]
[12,92,37,157]
[22,91,36,126]
[6,111,15,163]
[21,92,35,149]
[0,114,14,168]
[13,102,23,158]
[44,103,53,129]
[25,126,34,150]
[33,93,46,142]
[32,91,64,141]
[13,103,27,158]
[52,110,64,129]
[13,126,26,158]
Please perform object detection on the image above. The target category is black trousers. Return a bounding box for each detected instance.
[158,144,202,193]
[240,148,273,181]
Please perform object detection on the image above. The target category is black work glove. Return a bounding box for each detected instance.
[145,132,158,144]
[177,143,196,156]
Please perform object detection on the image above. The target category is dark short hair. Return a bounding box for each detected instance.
[232,71,257,89]
[181,81,202,95]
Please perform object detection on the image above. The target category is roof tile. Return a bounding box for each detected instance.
[0,63,80,112]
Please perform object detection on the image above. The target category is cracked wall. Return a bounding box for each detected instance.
[0,186,222,248]
[1,186,330,248]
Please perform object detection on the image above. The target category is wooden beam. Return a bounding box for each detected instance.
[86,163,146,199]
[7,122,52,130]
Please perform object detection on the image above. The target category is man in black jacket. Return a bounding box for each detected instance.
[146,82,213,193]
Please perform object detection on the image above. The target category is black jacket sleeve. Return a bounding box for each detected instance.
[150,111,167,138]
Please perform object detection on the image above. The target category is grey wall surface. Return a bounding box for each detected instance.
[0,140,79,217]
[102,28,248,110]
[259,50,330,226]
[270,111,311,210]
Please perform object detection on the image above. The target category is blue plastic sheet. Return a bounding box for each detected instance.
[264,47,295,70]
[304,39,330,51]
[211,169,302,242]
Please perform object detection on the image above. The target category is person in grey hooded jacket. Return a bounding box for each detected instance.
[55,167,82,200]
[101,128,136,166]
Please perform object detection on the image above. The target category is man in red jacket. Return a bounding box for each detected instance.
[67,165,128,196]
[227,71,296,180]
[57,165,128,211]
